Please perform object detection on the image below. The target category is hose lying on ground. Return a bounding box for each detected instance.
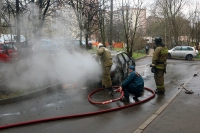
[0,87,155,130]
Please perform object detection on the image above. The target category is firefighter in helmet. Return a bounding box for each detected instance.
[117,66,144,102]
[96,43,113,92]
[151,37,168,94]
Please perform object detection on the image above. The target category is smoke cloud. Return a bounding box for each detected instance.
[1,48,102,91]
[0,3,102,92]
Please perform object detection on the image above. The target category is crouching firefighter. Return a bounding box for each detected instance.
[151,37,168,94]
[117,66,144,102]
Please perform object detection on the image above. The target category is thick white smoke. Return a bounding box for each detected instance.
[0,3,102,91]
[2,48,102,90]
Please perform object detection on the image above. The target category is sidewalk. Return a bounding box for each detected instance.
[134,69,200,133]
[147,48,154,57]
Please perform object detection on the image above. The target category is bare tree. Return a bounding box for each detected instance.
[119,0,147,57]
[189,1,200,50]
[82,0,99,49]
[155,0,187,46]
[67,0,100,49]
[97,0,110,45]
[31,0,59,39]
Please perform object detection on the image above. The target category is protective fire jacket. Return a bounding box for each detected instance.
[121,71,144,91]
[151,43,168,69]
[97,47,113,67]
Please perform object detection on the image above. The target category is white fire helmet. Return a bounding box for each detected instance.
[98,43,104,49]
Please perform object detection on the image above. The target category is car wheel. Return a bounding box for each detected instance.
[168,53,171,59]
[186,55,192,61]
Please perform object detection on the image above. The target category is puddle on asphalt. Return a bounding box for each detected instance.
[136,65,152,81]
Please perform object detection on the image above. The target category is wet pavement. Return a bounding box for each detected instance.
[1,49,200,133]
[134,49,200,133]
[135,68,200,133]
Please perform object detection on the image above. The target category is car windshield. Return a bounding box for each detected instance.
[1,43,17,50]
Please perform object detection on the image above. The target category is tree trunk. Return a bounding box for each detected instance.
[16,0,21,48]
[0,0,2,36]
[109,0,113,50]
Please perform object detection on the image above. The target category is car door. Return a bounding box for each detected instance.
[121,52,134,78]
[116,53,126,78]
[180,47,188,58]
[171,46,181,57]
[122,52,135,66]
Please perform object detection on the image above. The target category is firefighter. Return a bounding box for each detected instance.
[117,66,144,102]
[96,43,113,92]
[150,37,168,94]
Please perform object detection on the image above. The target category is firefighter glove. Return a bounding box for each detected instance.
[151,67,156,73]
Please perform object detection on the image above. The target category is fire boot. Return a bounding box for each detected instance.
[100,85,105,89]
[133,96,139,102]
[105,87,114,96]
[109,90,115,96]
[120,96,129,102]
[154,89,165,94]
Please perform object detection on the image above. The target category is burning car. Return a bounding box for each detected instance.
[94,51,135,85]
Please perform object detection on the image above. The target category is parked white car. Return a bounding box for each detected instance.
[168,46,198,61]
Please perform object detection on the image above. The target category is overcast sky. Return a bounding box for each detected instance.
[112,0,200,17]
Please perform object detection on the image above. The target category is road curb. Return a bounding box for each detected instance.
[133,70,200,133]
[0,82,62,105]
[135,55,148,60]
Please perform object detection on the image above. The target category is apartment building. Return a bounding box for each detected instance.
[112,6,146,34]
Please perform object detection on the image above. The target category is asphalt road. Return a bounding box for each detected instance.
[1,57,200,133]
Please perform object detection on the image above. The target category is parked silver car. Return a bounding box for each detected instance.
[168,46,198,61]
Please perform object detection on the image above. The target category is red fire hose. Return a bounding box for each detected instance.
[88,86,124,104]
[0,87,155,130]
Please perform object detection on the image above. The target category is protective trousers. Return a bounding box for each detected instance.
[123,85,144,98]
[102,66,112,88]
[154,69,165,92]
